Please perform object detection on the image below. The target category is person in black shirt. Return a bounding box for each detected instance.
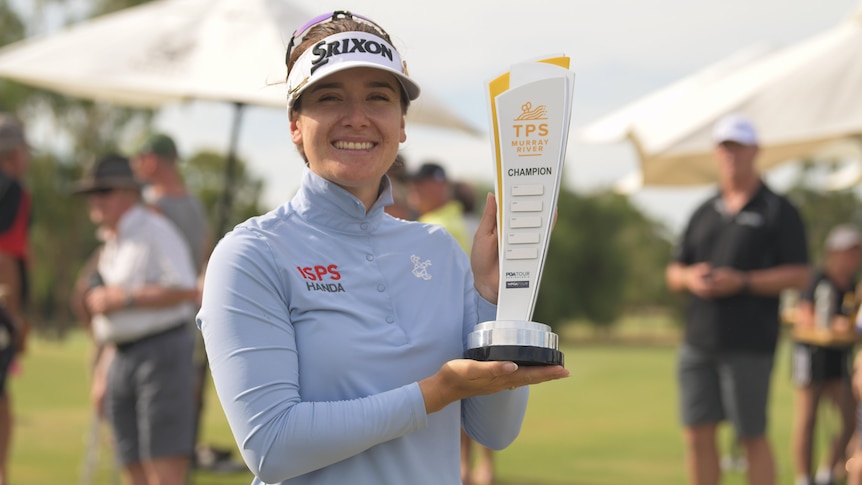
[666,113,810,485]
[792,224,860,485]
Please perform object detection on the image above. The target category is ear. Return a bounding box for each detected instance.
[400,115,407,143]
[290,115,303,145]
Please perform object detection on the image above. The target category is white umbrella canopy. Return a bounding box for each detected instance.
[580,1,862,187]
[0,0,479,133]
[0,0,480,233]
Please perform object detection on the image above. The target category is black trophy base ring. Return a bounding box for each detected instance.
[465,345,564,367]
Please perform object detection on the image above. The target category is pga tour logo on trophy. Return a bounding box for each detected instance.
[465,56,575,366]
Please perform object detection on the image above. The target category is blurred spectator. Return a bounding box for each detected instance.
[130,133,230,472]
[453,180,481,241]
[408,162,470,252]
[665,114,810,485]
[0,113,31,485]
[793,224,861,485]
[384,153,415,220]
[74,154,199,485]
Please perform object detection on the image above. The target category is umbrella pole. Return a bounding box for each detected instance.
[216,102,246,238]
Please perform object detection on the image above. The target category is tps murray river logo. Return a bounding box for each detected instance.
[509,101,554,177]
[512,102,549,158]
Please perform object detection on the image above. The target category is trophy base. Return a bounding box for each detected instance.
[465,345,564,366]
[465,320,564,366]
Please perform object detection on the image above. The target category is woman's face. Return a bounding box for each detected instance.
[290,67,406,208]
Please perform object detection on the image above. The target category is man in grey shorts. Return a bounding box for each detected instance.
[666,114,810,485]
[75,154,199,485]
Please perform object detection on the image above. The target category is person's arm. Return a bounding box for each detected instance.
[0,253,20,318]
[795,300,815,328]
[745,264,811,296]
[0,252,26,351]
[200,230,431,482]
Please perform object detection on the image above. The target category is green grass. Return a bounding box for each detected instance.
[6,328,830,484]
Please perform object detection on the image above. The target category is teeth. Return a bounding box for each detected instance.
[334,141,374,150]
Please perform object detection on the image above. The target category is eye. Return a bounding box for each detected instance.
[368,92,392,102]
[317,92,342,102]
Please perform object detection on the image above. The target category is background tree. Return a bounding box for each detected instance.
[785,161,862,265]
[184,150,265,234]
[533,188,677,330]
[1,0,265,335]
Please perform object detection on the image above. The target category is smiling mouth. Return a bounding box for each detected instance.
[333,141,375,150]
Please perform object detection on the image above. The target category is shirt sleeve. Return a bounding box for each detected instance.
[197,229,429,483]
[459,267,530,450]
[774,199,809,265]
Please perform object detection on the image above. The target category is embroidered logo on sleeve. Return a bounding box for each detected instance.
[410,254,432,280]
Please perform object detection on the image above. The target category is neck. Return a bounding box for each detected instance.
[720,176,761,214]
[148,172,187,197]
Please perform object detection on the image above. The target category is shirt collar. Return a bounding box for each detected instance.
[97,203,148,241]
[291,167,394,232]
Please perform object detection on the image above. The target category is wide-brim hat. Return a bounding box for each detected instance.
[72,154,143,194]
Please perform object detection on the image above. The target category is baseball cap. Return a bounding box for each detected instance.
[72,154,143,194]
[137,133,179,159]
[411,162,448,182]
[287,30,421,110]
[0,113,28,152]
[712,113,758,146]
[825,224,862,251]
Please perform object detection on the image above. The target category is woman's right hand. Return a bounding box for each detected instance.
[418,359,569,414]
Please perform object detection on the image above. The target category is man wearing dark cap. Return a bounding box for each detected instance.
[131,132,221,471]
[0,113,31,485]
[408,162,471,252]
[132,133,210,273]
[75,154,199,485]
[666,114,810,485]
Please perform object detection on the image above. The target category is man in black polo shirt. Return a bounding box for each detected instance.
[666,113,810,485]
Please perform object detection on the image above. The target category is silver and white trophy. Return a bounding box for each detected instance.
[465,56,575,366]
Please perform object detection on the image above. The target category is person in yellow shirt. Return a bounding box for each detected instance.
[408,162,471,253]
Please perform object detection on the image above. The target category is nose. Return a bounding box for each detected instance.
[341,99,370,128]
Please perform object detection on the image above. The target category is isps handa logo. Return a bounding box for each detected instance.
[296,264,345,293]
[512,102,550,159]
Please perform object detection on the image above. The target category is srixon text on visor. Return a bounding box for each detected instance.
[310,38,394,75]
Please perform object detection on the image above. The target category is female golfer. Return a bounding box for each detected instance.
[197,11,568,485]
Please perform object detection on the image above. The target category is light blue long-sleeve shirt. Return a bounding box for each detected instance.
[198,168,529,485]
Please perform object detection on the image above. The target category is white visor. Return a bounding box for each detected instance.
[287,31,421,110]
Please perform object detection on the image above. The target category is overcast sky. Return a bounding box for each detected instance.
[20,0,862,233]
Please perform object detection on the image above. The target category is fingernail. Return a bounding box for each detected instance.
[503,362,518,372]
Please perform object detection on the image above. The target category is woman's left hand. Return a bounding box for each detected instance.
[471,193,499,304]
[419,359,569,414]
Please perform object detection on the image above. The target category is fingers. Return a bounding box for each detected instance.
[456,359,569,392]
[476,193,497,237]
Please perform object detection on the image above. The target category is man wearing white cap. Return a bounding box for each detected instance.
[666,113,811,485]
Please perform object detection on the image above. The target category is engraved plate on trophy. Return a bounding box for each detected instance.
[465,56,575,366]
